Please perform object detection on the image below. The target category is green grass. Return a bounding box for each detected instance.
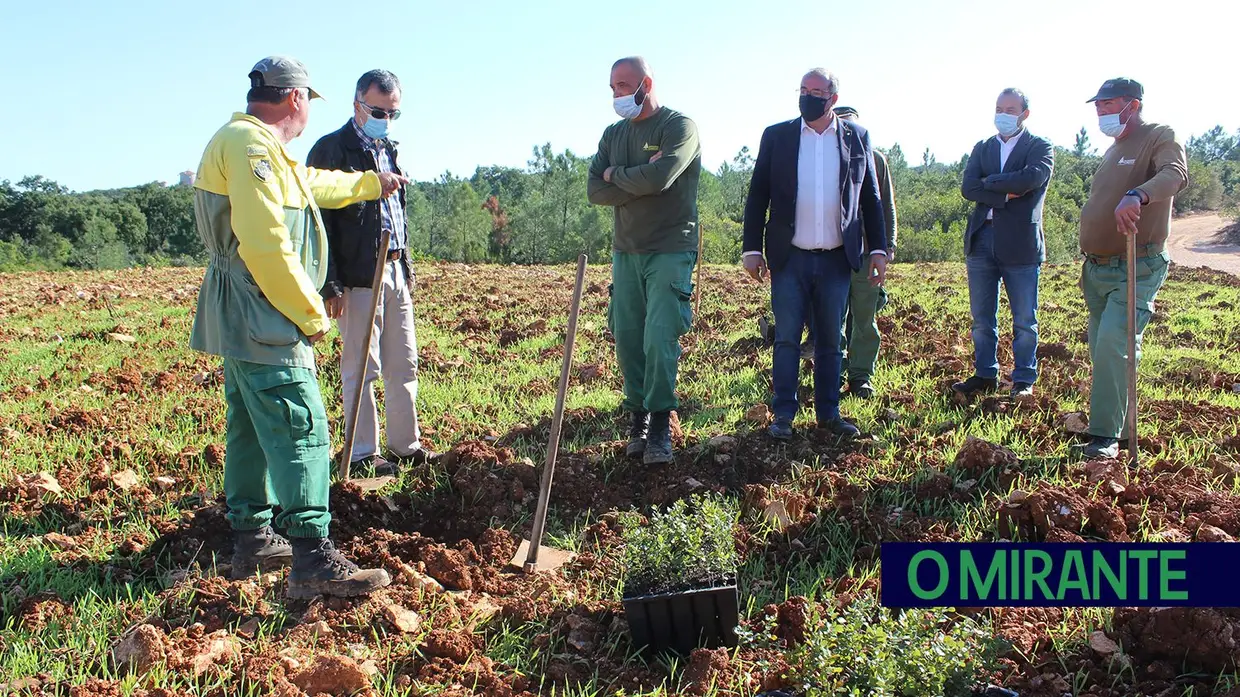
[1,261,1238,695]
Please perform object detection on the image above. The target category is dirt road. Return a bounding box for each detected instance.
[1167,212,1240,276]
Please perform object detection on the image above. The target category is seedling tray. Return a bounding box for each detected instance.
[622,583,739,656]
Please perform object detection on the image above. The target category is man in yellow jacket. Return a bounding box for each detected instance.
[190,56,406,599]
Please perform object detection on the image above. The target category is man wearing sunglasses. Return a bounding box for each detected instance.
[307,69,439,479]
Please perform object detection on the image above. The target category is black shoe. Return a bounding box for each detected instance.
[394,447,442,467]
[643,411,673,466]
[1010,382,1034,398]
[768,418,794,441]
[287,537,392,600]
[800,341,815,360]
[625,410,650,459]
[951,375,999,396]
[848,380,875,399]
[817,418,860,440]
[351,455,399,478]
[1082,436,1120,460]
[231,525,293,580]
[758,316,775,347]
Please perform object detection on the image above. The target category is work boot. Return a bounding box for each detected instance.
[231,525,293,580]
[625,411,650,459]
[287,537,392,600]
[758,316,775,347]
[951,375,998,397]
[392,447,443,468]
[800,341,815,360]
[847,380,875,399]
[1081,436,1120,461]
[768,418,794,441]
[643,411,673,466]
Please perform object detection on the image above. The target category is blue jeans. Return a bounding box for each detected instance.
[770,246,852,423]
[966,223,1040,385]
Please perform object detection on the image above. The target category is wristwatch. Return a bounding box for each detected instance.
[1125,189,1148,205]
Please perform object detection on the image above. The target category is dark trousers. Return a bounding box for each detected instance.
[770,246,852,423]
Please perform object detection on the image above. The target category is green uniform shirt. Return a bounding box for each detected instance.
[587,107,702,254]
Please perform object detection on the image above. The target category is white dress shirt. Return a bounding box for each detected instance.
[792,118,843,251]
[987,128,1025,221]
[744,117,887,260]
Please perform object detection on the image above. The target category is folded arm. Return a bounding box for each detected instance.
[983,138,1054,195]
[609,116,700,196]
[961,140,1008,209]
[586,132,638,207]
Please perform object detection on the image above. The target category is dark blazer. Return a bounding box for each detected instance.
[742,117,886,274]
[960,129,1054,265]
[306,120,410,297]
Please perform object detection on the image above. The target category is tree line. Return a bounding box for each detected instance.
[2,125,1237,273]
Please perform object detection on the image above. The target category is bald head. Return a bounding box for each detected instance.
[612,56,651,80]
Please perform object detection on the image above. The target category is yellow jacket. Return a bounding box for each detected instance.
[190,112,382,367]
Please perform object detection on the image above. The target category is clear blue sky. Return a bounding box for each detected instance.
[2,0,1235,192]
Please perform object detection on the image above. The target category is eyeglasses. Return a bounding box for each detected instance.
[356,99,400,120]
[798,88,834,99]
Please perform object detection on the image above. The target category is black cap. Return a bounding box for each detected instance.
[1086,78,1143,103]
[833,105,859,118]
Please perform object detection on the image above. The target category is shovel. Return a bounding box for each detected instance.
[510,253,586,574]
[1125,232,1139,470]
[337,228,398,492]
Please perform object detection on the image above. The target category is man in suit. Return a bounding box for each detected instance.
[742,68,888,441]
[955,88,1054,399]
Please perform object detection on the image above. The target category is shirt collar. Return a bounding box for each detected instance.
[801,116,838,136]
[351,117,377,148]
[997,127,1026,147]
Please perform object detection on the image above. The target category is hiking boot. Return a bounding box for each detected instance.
[758,316,775,347]
[351,455,399,478]
[951,375,999,397]
[625,410,650,459]
[1082,436,1120,461]
[768,418,794,441]
[287,537,392,600]
[800,341,815,360]
[847,380,875,399]
[643,411,673,466]
[230,525,293,580]
[1010,382,1034,398]
[817,418,860,440]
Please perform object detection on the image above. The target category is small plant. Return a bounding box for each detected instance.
[619,493,740,597]
[737,596,1009,697]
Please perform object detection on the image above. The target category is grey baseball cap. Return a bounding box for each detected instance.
[249,55,323,100]
[1086,77,1143,103]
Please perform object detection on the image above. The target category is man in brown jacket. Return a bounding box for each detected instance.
[1077,77,1188,460]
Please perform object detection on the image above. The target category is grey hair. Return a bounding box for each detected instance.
[356,69,401,98]
[612,56,652,79]
[247,85,307,105]
[803,68,839,95]
[999,87,1029,111]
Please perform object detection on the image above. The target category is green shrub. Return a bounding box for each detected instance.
[737,596,1008,697]
[619,494,739,597]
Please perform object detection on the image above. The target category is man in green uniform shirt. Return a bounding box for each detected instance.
[1076,78,1188,460]
[191,56,405,598]
[587,56,702,466]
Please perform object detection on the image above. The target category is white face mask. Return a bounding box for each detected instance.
[613,81,646,120]
[1098,102,1133,137]
[994,113,1021,137]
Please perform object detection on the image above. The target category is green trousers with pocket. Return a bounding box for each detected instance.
[222,358,331,538]
[1081,249,1170,440]
[840,266,888,382]
[608,250,697,415]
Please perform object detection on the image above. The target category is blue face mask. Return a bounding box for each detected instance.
[362,114,390,140]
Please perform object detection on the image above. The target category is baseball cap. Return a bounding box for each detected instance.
[833,105,859,118]
[249,55,323,100]
[1086,78,1143,103]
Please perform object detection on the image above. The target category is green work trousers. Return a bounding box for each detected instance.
[222,358,331,538]
[608,250,697,415]
[1081,249,1170,440]
[840,266,888,382]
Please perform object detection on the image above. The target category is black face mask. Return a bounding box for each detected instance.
[799,94,829,122]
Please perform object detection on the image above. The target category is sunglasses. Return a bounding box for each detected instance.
[356,99,401,120]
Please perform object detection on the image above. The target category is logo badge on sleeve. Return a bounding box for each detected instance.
[252,159,274,182]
